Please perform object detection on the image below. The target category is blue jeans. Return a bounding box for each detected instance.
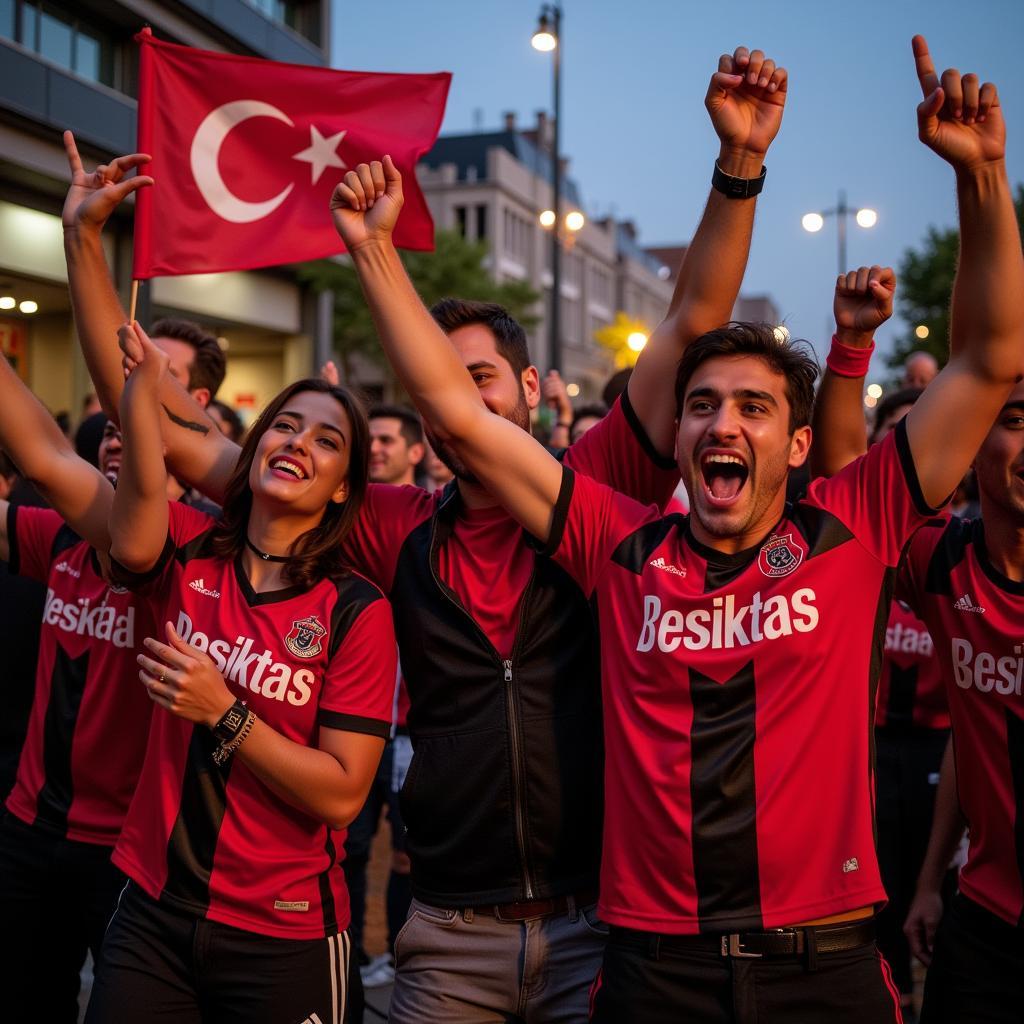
[389,896,607,1023]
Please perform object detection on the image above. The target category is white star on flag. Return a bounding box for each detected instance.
[292,125,346,184]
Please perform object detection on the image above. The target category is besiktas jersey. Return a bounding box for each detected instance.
[874,600,949,731]
[541,421,939,933]
[5,506,155,844]
[112,503,397,939]
[899,516,1024,926]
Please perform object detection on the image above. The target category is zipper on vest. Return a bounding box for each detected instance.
[427,509,538,900]
[503,657,534,900]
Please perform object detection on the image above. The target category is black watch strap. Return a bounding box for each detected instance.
[712,161,766,199]
[212,699,248,743]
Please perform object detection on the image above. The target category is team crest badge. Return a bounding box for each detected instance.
[758,533,803,578]
[284,615,326,659]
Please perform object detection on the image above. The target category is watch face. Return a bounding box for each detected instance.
[224,707,245,733]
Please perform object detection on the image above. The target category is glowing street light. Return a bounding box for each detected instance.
[531,11,557,51]
[801,190,878,274]
[566,382,580,397]
[866,383,883,399]
[915,324,930,339]
[565,210,585,232]
[864,394,878,409]
[539,209,556,228]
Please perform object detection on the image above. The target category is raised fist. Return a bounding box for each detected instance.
[329,156,404,252]
[834,266,895,342]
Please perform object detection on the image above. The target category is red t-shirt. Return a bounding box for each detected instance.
[6,506,155,845]
[899,516,1024,926]
[544,422,937,933]
[343,394,680,658]
[112,503,397,939]
[874,600,949,730]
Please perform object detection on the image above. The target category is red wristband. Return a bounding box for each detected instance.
[825,334,875,378]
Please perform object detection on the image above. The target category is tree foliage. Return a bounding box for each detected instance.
[593,311,653,368]
[296,230,540,381]
[888,184,1024,371]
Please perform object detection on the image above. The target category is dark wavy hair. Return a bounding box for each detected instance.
[208,378,369,588]
[674,322,819,432]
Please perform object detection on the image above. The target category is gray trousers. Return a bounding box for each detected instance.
[388,897,607,1023]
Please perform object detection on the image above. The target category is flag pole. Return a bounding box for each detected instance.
[128,280,140,324]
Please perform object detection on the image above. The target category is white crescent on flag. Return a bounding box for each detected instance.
[190,100,295,224]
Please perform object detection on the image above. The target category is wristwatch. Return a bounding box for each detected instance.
[711,161,766,199]
[212,699,248,743]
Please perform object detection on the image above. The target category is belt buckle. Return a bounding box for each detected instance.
[722,933,762,959]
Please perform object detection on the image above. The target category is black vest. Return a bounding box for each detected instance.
[390,482,604,906]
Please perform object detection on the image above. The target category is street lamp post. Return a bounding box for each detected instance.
[801,190,877,275]
[532,3,563,371]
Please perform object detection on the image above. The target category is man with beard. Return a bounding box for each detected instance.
[68,45,788,1021]
[330,35,1022,1022]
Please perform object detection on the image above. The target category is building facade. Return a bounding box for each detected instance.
[418,112,676,402]
[0,0,329,422]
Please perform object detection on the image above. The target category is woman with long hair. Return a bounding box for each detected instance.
[86,323,396,1024]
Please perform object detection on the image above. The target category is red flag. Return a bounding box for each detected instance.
[132,31,450,279]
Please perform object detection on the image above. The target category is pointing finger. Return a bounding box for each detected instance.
[63,130,84,176]
[912,35,939,99]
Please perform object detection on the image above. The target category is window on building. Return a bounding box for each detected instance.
[245,0,321,46]
[6,3,115,87]
[455,206,468,238]
[503,208,531,267]
[476,204,488,241]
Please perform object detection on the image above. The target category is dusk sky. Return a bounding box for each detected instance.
[333,0,1024,372]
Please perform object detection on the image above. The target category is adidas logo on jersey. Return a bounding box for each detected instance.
[189,578,221,598]
[175,611,314,706]
[649,557,687,577]
[53,560,81,579]
[43,589,135,648]
[953,593,986,614]
[636,588,819,653]
[952,638,1023,696]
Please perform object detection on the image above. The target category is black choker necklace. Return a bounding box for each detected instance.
[245,537,292,563]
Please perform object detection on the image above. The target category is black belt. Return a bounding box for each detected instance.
[473,889,600,922]
[611,918,876,960]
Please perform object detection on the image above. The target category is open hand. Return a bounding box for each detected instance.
[62,130,153,233]
[834,266,895,343]
[137,621,235,727]
[706,46,787,170]
[330,156,404,252]
[913,35,1004,171]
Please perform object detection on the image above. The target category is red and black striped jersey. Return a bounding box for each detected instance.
[899,516,1024,926]
[5,506,154,844]
[112,503,396,939]
[874,600,949,730]
[542,421,939,934]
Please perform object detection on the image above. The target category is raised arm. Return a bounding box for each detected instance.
[109,324,171,572]
[62,132,239,502]
[0,351,113,550]
[628,46,787,454]
[903,36,1024,508]
[809,266,895,477]
[332,159,562,542]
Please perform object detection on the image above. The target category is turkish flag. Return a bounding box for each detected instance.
[132,31,450,279]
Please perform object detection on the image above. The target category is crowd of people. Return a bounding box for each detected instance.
[0,32,1020,1024]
